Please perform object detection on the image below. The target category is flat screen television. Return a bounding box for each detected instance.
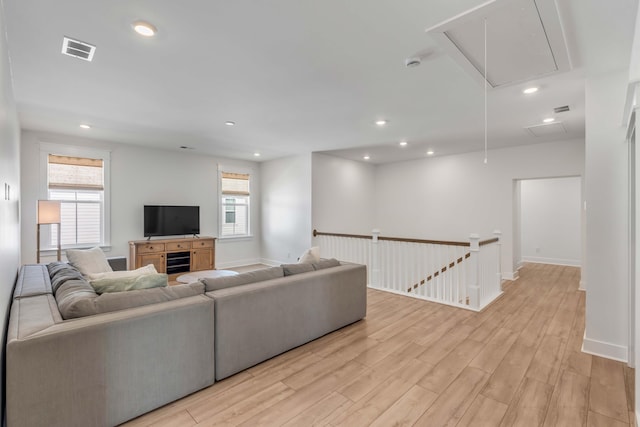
[144,205,200,237]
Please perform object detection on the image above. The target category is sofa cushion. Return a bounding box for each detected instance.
[55,278,205,320]
[48,262,85,293]
[13,264,54,299]
[312,258,341,270]
[90,273,168,294]
[66,246,113,276]
[201,267,284,292]
[282,263,314,276]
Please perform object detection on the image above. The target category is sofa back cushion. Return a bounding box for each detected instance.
[312,258,341,270]
[48,262,85,293]
[55,278,204,320]
[201,266,284,292]
[281,263,314,276]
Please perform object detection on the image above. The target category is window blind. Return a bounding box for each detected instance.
[221,172,250,195]
[48,154,104,190]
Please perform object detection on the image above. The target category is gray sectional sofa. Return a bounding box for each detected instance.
[6,259,367,427]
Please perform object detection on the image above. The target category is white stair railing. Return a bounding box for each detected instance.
[313,229,503,311]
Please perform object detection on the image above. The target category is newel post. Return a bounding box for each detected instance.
[468,234,481,310]
[494,230,502,291]
[371,229,380,288]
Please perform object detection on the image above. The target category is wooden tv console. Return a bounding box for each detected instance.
[129,236,216,281]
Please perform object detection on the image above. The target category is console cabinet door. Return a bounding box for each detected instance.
[139,253,166,273]
[191,249,213,271]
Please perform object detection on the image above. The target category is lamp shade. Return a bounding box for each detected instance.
[37,200,61,225]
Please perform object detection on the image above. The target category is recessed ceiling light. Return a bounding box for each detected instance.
[225,121,235,126]
[426,150,435,156]
[133,21,157,37]
[363,155,371,160]
[399,141,408,147]
[253,152,261,157]
[375,120,388,126]
[543,117,555,123]
[523,87,539,94]
[79,124,91,129]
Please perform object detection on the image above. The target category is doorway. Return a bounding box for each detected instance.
[515,176,583,270]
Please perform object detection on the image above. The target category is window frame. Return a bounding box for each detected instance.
[218,166,252,240]
[39,143,111,250]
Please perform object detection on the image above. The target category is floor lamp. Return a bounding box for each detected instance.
[37,200,61,263]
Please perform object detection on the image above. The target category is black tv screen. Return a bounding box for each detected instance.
[144,205,200,237]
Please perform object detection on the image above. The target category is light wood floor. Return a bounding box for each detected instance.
[123,263,634,427]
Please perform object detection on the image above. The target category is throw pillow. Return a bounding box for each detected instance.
[90,273,168,294]
[87,264,157,280]
[66,246,113,276]
[297,246,320,264]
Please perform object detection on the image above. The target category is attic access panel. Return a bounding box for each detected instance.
[426,0,571,88]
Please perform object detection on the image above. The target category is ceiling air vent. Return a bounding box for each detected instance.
[554,105,570,113]
[61,37,96,62]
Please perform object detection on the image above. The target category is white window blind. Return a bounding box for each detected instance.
[47,154,104,247]
[220,171,250,237]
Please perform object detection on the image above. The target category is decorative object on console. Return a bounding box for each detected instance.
[36,200,61,263]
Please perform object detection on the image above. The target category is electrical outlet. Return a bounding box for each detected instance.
[535,247,540,254]
[287,252,291,259]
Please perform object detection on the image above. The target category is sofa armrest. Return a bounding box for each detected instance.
[107,256,127,271]
[7,295,215,427]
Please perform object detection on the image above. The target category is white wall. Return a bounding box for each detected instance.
[583,70,631,362]
[519,177,582,266]
[261,154,312,265]
[311,153,376,235]
[20,131,261,268]
[374,139,585,279]
[0,1,21,420]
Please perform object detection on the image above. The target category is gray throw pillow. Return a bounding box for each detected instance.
[202,267,284,292]
[281,263,315,276]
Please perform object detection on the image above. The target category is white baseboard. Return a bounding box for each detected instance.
[582,335,628,363]
[503,271,519,281]
[216,257,263,269]
[259,258,284,267]
[521,256,581,267]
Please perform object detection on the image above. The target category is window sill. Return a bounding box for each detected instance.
[40,245,112,255]
[217,235,254,242]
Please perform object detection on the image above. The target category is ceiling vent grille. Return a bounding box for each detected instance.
[554,105,570,113]
[61,37,96,62]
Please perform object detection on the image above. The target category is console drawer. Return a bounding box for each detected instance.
[137,243,165,254]
[166,241,191,251]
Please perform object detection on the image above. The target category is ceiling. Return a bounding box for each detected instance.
[2,0,637,164]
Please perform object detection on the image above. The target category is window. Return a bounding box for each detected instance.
[220,171,250,237]
[40,144,110,249]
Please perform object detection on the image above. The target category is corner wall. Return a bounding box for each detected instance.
[261,154,313,264]
[0,1,21,421]
[583,70,631,361]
